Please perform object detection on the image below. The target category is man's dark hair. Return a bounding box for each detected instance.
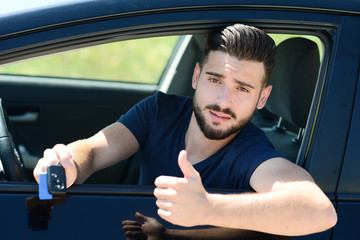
[201,24,276,85]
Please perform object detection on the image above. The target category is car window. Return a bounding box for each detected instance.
[0,36,179,84]
[0,32,325,187]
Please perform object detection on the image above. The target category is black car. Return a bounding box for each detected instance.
[0,0,359,239]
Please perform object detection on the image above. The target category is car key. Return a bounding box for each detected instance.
[47,164,67,195]
[39,172,53,200]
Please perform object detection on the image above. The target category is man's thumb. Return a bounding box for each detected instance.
[178,150,199,179]
[135,212,148,223]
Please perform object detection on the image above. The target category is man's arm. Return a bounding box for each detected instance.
[204,157,337,235]
[33,122,139,186]
[154,151,337,236]
[122,212,291,240]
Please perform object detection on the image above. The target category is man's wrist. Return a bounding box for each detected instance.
[203,193,222,226]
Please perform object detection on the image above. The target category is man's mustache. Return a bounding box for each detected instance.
[204,104,237,120]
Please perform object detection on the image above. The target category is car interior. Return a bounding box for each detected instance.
[83,33,321,186]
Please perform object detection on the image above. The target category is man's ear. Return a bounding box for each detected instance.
[192,62,201,89]
[257,85,272,109]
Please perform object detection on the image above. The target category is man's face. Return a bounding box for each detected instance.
[192,51,272,140]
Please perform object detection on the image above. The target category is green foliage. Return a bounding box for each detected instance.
[0,36,179,84]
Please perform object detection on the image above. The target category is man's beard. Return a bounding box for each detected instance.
[193,96,254,140]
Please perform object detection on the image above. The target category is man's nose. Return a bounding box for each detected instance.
[216,86,233,108]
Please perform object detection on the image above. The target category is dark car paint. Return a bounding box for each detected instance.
[0,0,359,239]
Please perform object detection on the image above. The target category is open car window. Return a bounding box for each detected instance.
[0,32,325,187]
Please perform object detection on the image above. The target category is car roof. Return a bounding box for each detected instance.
[1,0,360,38]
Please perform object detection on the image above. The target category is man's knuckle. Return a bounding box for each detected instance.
[43,148,53,156]
[53,143,65,149]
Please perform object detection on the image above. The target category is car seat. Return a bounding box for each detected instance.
[263,37,320,162]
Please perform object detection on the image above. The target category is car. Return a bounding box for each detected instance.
[0,0,359,239]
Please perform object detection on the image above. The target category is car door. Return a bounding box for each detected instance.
[0,1,356,239]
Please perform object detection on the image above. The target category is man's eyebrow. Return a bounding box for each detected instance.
[206,71,224,78]
[205,71,255,89]
[234,79,255,89]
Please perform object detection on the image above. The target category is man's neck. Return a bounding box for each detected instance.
[184,113,237,165]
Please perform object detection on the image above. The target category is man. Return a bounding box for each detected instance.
[33,24,337,236]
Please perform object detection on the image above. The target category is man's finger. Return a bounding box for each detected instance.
[178,150,199,180]
[153,187,177,199]
[122,220,142,227]
[157,208,171,220]
[135,212,154,223]
[53,145,74,169]
[155,199,173,210]
[43,149,61,166]
[122,224,142,231]
[154,175,186,188]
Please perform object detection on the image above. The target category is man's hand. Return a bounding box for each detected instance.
[154,150,210,227]
[33,144,77,188]
[122,212,166,240]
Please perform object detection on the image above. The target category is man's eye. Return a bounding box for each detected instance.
[238,87,249,93]
[209,78,220,84]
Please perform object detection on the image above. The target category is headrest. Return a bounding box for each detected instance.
[265,37,320,128]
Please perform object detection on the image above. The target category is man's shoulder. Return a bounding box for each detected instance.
[153,91,192,111]
[230,122,285,160]
[154,91,191,103]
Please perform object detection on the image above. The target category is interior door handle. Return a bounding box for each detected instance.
[9,111,39,122]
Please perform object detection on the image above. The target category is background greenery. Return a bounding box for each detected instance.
[0,34,322,84]
[0,36,179,84]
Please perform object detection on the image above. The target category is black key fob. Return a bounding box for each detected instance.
[47,165,66,195]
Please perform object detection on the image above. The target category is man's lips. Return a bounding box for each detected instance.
[204,104,237,120]
[209,110,231,122]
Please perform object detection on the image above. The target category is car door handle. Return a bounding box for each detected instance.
[9,111,39,122]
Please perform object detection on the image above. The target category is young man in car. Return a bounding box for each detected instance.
[33,24,337,236]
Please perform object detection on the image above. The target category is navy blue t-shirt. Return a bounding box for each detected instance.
[118,91,283,190]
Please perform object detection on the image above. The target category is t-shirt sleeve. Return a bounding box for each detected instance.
[117,92,160,148]
[235,124,285,190]
[243,139,284,190]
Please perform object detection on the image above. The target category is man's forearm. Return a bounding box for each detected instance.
[67,139,95,184]
[165,227,290,240]
[67,123,140,184]
[205,182,337,236]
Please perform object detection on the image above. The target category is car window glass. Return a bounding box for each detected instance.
[0,36,179,84]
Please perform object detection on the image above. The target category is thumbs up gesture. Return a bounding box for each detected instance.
[154,150,211,227]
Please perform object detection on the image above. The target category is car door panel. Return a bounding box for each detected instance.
[0,184,293,240]
[0,75,156,174]
[0,188,159,239]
